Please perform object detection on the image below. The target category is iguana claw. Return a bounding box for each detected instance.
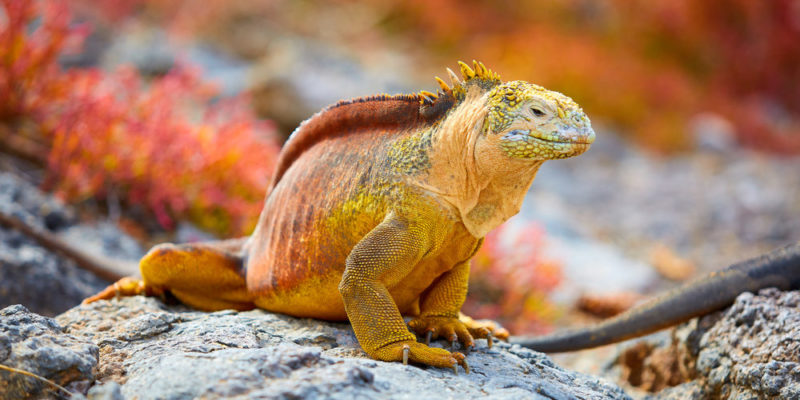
[464,345,473,355]
[82,277,148,304]
[374,341,465,372]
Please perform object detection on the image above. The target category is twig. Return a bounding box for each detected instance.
[0,363,75,398]
[0,125,48,165]
[0,209,137,281]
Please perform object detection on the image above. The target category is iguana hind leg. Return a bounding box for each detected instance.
[408,238,507,351]
[408,255,507,352]
[84,238,255,311]
[408,259,475,350]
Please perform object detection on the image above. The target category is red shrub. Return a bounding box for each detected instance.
[0,0,280,236]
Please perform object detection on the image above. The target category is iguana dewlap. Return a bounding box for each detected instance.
[86,61,595,371]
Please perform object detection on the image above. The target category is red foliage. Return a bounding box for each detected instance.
[465,221,562,335]
[0,0,280,236]
[387,0,800,153]
[0,0,86,120]
[73,0,800,153]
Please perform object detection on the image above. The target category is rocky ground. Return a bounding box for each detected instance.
[2,297,631,399]
[0,172,142,316]
[614,289,800,399]
[2,289,798,399]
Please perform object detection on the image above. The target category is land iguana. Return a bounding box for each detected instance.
[74,61,800,372]
[83,61,592,372]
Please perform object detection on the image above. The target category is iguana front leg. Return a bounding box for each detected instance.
[339,213,467,372]
[408,249,508,352]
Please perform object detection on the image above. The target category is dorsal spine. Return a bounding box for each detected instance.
[267,61,502,190]
[269,95,436,189]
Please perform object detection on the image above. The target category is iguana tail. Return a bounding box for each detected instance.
[511,241,800,353]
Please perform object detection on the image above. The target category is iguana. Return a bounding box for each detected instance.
[84,61,595,372]
[76,61,800,371]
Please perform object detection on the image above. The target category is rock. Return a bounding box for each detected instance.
[0,225,109,316]
[0,172,142,316]
[0,172,76,232]
[0,304,99,399]
[689,113,738,153]
[55,296,632,399]
[248,35,417,138]
[87,381,124,400]
[0,173,109,316]
[101,26,175,77]
[611,289,800,399]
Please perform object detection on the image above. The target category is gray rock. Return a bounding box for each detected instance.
[0,225,109,316]
[87,381,124,400]
[686,289,800,399]
[0,304,99,399]
[56,297,631,399]
[0,172,142,316]
[0,172,75,232]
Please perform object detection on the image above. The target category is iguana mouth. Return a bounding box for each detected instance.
[500,128,594,159]
[533,137,592,145]
[529,127,595,146]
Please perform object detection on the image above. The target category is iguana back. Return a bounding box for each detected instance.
[245,91,464,318]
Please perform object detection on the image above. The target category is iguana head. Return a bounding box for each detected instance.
[422,61,594,163]
[483,81,594,160]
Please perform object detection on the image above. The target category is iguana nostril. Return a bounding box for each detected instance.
[585,129,596,144]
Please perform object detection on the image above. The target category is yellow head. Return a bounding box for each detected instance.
[423,61,595,163]
[484,81,595,160]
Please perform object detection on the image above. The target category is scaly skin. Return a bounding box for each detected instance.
[85,61,595,371]
[512,240,800,352]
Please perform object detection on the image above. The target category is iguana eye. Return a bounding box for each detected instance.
[530,107,546,117]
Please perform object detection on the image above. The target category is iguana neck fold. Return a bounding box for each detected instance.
[414,88,543,238]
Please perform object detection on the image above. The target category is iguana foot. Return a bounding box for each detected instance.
[82,277,161,304]
[371,340,468,373]
[408,316,476,351]
[408,314,509,351]
[458,313,509,348]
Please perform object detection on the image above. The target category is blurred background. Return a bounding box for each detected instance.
[1,0,799,382]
